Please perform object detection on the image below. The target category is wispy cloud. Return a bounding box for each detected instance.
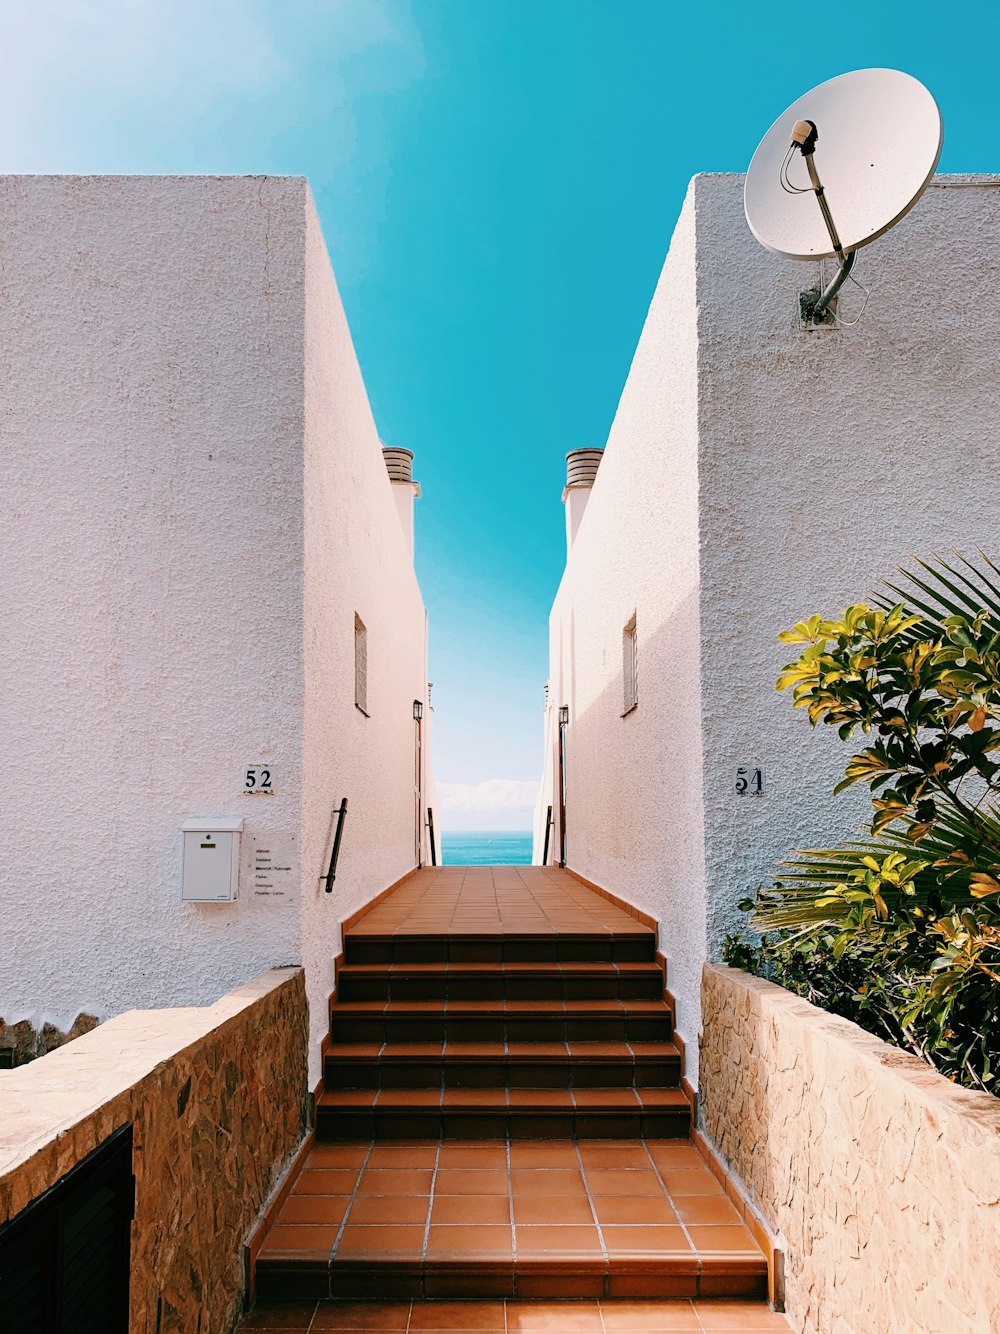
[437,778,539,832]
[0,1,423,173]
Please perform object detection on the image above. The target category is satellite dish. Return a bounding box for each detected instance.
[744,69,942,323]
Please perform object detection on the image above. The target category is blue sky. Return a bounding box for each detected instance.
[6,1,996,829]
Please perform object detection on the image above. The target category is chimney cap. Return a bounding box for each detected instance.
[382,445,415,483]
[564,448,603,490]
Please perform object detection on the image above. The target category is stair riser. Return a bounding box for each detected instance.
[345,937,654,966]
[325,1060,680,1089]
[337,975,665,1004]
[256,1258,765,1304]
[315,1106,691,1141]
[330,1017,672,1044]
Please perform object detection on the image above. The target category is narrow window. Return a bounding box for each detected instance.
[354,614,368,716]
[622,614,638,715]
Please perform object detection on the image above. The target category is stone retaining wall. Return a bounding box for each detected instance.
[0,967,308,1334]
[699,963,1000,1333]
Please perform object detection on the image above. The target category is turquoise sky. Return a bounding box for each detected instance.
[6,1,996,828]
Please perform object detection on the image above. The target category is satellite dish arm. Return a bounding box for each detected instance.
[793,121,857,322]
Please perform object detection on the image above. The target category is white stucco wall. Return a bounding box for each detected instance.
[542,173,1000,1084]
[1,177,433,1088]
[541,185,706,1066]
[301,198,431,1084]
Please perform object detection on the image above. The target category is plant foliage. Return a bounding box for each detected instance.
[730,554,1000,1093]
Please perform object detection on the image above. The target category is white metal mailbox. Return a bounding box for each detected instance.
[181,818,243,902]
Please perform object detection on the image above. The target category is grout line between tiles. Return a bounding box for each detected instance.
[331,1139,376,1259]
[574,1138,609,1295]
[643,1137,700,1267]
[421,1136,442,1261]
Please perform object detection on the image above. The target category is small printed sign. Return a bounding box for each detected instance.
[736,766,764,797]
[243,764,274,796]
[253,838,294,898]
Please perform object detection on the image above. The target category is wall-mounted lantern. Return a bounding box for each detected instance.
[413,700,424,721]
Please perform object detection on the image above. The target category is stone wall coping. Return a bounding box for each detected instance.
[0,967,303,1179]
[704,963,1000,1132]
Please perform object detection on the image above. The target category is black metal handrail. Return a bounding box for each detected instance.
[427,807,437,867]
[322,798,348,893]
[542,804,553,865]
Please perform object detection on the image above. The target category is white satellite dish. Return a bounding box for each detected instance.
[744,69,942,323]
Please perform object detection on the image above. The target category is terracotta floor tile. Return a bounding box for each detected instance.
[585,1169,664,1196]
[514,1224,603,1253]
[670,1195,743,1226]
[356,1169,434,1195]
[507,1089,573,1106]
[443,1089,508,1106]
[425,1224,513,1253]
[431,1194,512,1225]
[597,1300,701,1331]
[377,1088,443,1106]
[345,1194,430,1226]
[365,1143,439,1169]
[277,1195,350,1226]
[406,1300,506,1330]
[510,1170,587,1197]
[310,1302,412,1330]
[693,1305,792,1330]
[600,1225,691,1251]
[296,1169,361,1195]
[509,1143,580,1167]
[684,1225,763,1254]
[308,1144,370,1170]
[435,1168,509,1195]
[336,1224,426,1255]
[437,1144,508,1170]
[578,1145,652,1170]
[261,1223,339,1253]
[513,1195,596,1225]
[657,1170,725,1197]
[591,1195,679,1225]
[573,1089,641,1106]
[505,1302,604,1331]
[645,1145,704,1170]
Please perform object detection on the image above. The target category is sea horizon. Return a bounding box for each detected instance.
[439,830,533,866]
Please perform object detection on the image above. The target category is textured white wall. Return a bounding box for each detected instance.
[1,175,306,1031]
[543,173,1000,1084]
[301,198,431,1085]
[542,184,707,1069]
[1,178,433,1089]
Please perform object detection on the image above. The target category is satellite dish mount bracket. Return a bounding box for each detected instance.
[791,120,857,325]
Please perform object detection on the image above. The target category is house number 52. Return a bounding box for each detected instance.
[736,767,763,796]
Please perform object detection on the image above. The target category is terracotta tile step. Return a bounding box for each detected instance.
[314,1086,691,1141]
[336,961,665,1004]
[323,1041,681,1090]
[329,998,673,1045]
[344,932,655,967]
[256,1247,764,1303]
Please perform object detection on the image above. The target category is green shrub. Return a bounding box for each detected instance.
[733,554,1000,1093]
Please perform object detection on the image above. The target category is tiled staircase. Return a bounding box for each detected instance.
[254,868,769,1306]
[316,923,689,1141]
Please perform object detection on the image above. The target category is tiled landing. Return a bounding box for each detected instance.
[239,1297,791,1331]
[256,1140,767,1303]
[347,867,653,958]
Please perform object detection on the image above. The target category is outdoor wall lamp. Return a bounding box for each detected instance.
[413,700,424,721]
[559,706,569,725]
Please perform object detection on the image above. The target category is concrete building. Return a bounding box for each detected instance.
[536,172,1000,1082]
[0,175,435,1086]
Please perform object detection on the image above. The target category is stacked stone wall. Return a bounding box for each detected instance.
[0,967,308,1334]
[700,963,1000,1333]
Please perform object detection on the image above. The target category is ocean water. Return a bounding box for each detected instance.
[440,831,533,866]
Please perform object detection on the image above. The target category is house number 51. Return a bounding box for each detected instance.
[736,767,763,796]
